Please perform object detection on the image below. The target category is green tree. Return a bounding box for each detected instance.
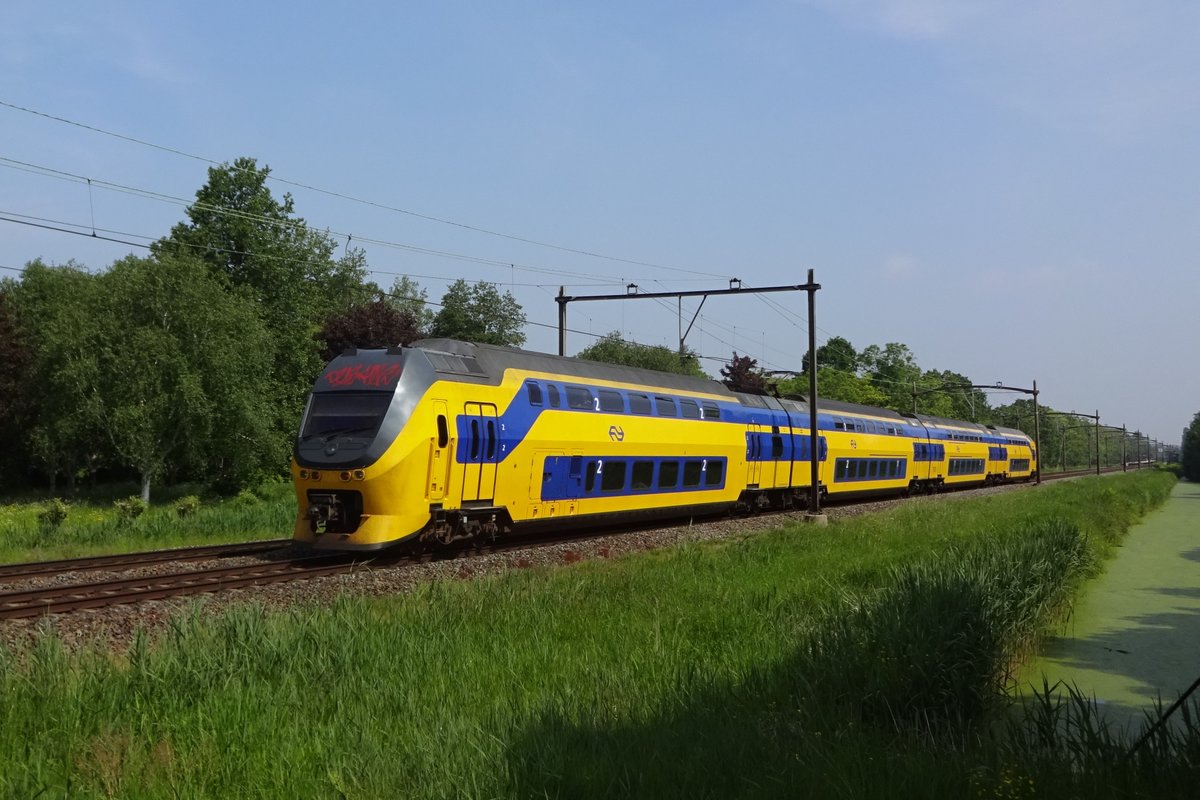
[860,342,922,413]
[7,260,109,493]
[154,157,370,434]
[915,369,990,421]
[576,332,706,377]
[388,275,436,332]
[802,335,859,375]
[1182,412,1200,481]
[430,279,526,346]
[0,283,34,484]
[778,368,889,406]
[88,253,278,502]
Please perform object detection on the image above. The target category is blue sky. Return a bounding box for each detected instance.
[2,1,1196,444]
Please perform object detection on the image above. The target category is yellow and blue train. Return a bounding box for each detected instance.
[291,339,1037,550]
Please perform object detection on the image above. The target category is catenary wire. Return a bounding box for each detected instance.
[0,98,729,279]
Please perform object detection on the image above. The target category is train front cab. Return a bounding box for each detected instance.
[293,348,446,551]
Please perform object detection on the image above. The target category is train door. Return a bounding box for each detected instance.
[461,402,500,503]
[746,423,765,487]
[763,425,786,488]
[427,400,452,500]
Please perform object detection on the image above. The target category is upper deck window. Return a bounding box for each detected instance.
[598,389,625,413]
[629,393,652,415]
[566,386,593,410]
[526,381,543,406]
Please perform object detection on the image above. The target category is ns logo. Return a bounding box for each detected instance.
[608,425,625,442]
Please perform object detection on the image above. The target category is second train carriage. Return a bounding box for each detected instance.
[292,339,1038,550]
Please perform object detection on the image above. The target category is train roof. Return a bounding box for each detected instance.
[406,340,1031,438]
[410,338,733,396]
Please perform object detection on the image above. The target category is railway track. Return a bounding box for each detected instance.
[0,539,293,582]
[0,552,357,620]
[0,466,1144,620]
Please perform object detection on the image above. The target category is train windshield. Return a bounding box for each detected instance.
[301,392,393,440]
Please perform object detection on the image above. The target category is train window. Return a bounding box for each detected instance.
[585,461,598,492]
[836,460,847,481]
[659,461,679,489]
[706,460,723,486]
[302,392,391,440]
[869,461,878,478]
[548,385,561,408]
[847,461,858,479]
[601,461,627,492]
[655,396,677,416]
[469,419,480,461]
[629,393,652,414]
[702,402,720,420]
[683,461,703,487]
[598,389,625,413]
[834,421,845,431]
[771,436,784,458]
[526,381,543,406]
[437,415,449,448]
[631,461,654,490]
[567,386,593,410]
[485,420,497,459]
[680,399,700,419]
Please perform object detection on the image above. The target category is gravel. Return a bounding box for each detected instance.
[0,482,1027,655]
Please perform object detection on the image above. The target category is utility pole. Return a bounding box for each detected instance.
[554,273,827,522]
[805,269,824,522]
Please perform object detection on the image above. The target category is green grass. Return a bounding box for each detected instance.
[0,471,1190,798]
[0,479,293,563]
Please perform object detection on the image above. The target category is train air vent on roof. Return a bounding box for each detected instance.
[427,352,486,375]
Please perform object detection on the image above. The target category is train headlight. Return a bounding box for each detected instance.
[310,471,321,481]
[299,469,309,479]
[353,470,365,480]
[340,471,352,482]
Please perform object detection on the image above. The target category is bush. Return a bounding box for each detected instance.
[113,496,147,524]
[233,489,260,507]
[37,498,69,528]
[175,495,201,517]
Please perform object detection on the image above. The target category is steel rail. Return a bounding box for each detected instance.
[0,554,355,620]
[0,539,293,582]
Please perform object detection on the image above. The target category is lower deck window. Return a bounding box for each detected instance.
[541,456,728,501]
[601,461,627,492]
[948,458,985,476]
[659,461,679,489]
[834,458,907,483]
[631,461,654,490]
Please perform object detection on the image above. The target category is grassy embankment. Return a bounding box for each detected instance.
[1,470,1194,798]
[0,480,293,563]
